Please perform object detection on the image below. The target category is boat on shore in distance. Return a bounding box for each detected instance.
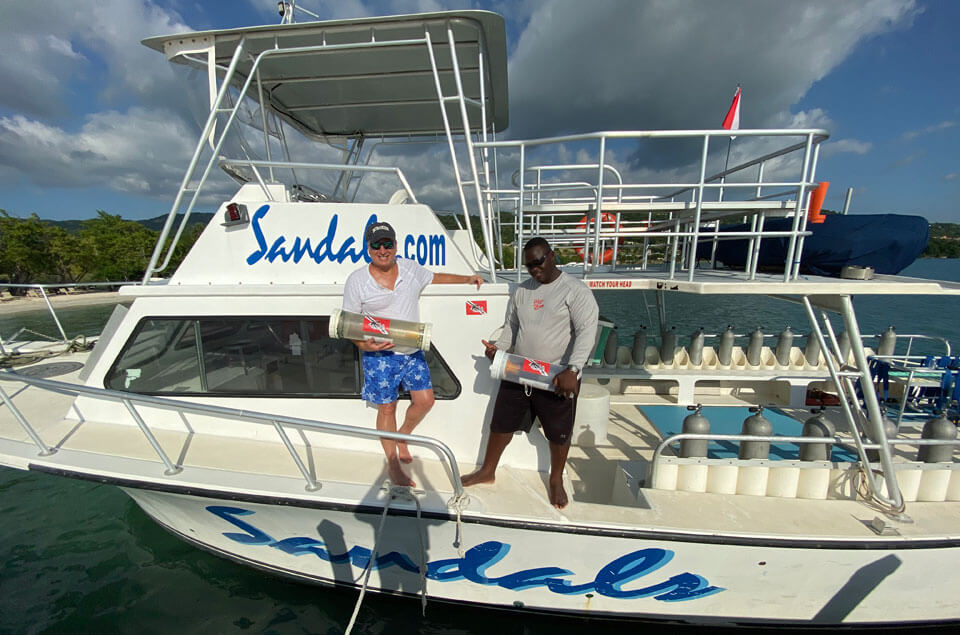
[3,8,960,629]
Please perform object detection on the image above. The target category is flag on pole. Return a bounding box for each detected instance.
[722,85,741,135]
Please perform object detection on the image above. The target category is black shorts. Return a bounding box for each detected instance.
[490,380,578,445]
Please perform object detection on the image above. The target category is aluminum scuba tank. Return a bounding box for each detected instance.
[775,326,794,366]
[631,327,647,367]
[739,406,772,459]
[804,332,821,366]
[688,327,705,366]
[877,325,897,357]
[918,412,957,463]
[659,326,677,365]
[746,327,764,366]
[680,404,710,458]
[799,408,835,461]
[603,329,619,366]
[717,325,735,366]
[865,412,898,463]
[837,331,851,365]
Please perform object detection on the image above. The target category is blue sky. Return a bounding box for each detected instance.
[0,0,957,222]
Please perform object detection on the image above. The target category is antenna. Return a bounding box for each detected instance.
[277,1,319,24]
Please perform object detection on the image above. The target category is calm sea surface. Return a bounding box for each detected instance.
[2,260,960,633]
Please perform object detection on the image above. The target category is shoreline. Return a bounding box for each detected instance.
[0,291,124,316]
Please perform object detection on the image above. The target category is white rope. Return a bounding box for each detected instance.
[406,488,429,616]
[344,483,395,634]
[344,483,434,631]
[447,492,470,558]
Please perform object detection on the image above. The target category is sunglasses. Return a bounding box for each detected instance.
[370,240,395,250]
[523,253,549,268]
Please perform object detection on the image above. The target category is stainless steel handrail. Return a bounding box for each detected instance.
[0,371,465,499]
[217,159,419,204]
[475,128,828,280]
[0,282,127,346]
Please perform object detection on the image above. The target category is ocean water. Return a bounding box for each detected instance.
[2,260,960,633]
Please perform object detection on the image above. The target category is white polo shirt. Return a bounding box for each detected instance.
[342,257,434,353]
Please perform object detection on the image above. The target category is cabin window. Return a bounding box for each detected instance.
[104,316,460,399]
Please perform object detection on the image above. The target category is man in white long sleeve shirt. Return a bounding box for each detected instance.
[462,237,598,508]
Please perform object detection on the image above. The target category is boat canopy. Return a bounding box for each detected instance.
[142,10,509,138]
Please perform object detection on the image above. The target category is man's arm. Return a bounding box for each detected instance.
[565,286,600,370]
[432,272,484,289]
[553,285,599,397]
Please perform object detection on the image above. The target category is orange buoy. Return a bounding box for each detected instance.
[808,181,829,224]
[575,212,621,264]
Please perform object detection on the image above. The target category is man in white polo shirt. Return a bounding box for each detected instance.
[343,221,483,487]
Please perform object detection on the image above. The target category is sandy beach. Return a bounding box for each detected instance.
[0,291,124,316]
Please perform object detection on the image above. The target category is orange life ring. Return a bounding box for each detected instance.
[575,212,621,264]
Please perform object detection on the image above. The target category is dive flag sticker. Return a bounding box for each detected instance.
[522,358,550,376]
[362,316,390,336]
[465,300,487,315]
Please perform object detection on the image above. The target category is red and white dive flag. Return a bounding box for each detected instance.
[722,85,741,134]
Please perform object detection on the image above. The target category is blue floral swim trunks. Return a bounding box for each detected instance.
[361,350,433,404]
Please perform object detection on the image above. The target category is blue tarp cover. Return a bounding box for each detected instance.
[704,214,929,276]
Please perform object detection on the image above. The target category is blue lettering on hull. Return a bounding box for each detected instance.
[207,506,724,602]
[245,205,446,266]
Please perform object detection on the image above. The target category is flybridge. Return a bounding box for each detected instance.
[139,11,508,283]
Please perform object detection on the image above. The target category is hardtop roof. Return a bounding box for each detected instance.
[142,10,508,138]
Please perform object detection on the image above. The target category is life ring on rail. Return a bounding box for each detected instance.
[574,212,621,264]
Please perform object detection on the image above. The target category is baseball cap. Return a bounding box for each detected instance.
[365,221,396,245]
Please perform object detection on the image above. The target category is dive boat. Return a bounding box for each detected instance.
[3,10,960,628]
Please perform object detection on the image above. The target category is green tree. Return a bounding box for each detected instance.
[48,228,97,283]
[0,211,58,291]
[80,211,159,281]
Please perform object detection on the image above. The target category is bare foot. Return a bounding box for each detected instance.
[387,461,416,488]
[397,441,413,464]
[549,479,568,509]
[461,468,496,487]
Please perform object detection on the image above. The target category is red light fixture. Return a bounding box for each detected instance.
[222,202,249,226]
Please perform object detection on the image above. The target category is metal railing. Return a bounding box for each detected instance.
[0,282,126,354]
[0,371,465,499]
[474,128,828,282]
[217,159,419,205]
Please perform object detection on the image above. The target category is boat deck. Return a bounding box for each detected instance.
[2,353,957,544]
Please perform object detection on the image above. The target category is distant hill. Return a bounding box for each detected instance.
[43,213,215,233]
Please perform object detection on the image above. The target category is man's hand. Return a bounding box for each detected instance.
[355,338,395,352]
[481,339,498,361]
[553,369,579,398]
[467,274,484,289]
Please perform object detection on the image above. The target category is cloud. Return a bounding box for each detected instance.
[0,109,234,203]
[889,151,923,170]
[822,139,872,157]
[946,173,957,181]
[900,120,956,141]
[0,0,923,220]
[507,0,918,138]
[0,1,190,119]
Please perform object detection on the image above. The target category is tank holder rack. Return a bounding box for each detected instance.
[636,457,960,502]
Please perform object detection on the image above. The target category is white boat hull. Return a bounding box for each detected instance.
[124,487,959,626]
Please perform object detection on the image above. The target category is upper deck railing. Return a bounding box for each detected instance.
[475,128,829,283]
